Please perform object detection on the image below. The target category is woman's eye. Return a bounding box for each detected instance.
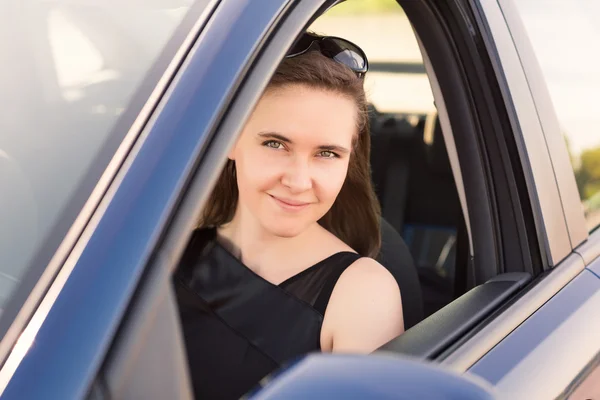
[264,140,283,150]
[319,150,338,158]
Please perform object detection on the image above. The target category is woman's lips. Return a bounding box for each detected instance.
[269,194,311,211]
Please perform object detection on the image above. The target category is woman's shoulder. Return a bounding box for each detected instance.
[321,257,404,352]
[335,257,399,297]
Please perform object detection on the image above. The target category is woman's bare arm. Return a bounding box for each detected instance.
[320,258,405,353]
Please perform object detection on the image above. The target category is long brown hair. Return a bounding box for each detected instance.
[202,51,381,257]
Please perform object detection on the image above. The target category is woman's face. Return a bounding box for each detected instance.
[229,84,357,238]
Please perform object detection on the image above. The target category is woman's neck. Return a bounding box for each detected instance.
[216,207,317,278]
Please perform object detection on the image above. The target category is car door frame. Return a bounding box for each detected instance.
[96,0,580,392]
[127,0,581,382]
[107,0,598,396]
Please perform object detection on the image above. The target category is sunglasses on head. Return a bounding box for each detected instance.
[286,33,368,78]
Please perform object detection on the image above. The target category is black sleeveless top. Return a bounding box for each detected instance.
[174,228,361,399]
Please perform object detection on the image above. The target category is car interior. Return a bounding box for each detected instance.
[85,0,543,398]
[370,109,465,327]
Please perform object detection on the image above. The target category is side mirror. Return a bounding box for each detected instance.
[247,353,495,400]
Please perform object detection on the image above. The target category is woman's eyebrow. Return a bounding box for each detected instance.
[258,132,292,143]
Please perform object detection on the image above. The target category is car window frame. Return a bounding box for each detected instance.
[126,0,550,370]
[114,0,564,382]
[125,0,596,391]
[0,0,219,391]
[130,0,551,371]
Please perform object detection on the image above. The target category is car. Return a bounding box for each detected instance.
[0,0,599,398]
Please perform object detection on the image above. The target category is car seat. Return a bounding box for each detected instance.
[370,106,467,319]
[377,217,424,329]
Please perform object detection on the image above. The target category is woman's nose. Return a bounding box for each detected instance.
[281,158,312,193]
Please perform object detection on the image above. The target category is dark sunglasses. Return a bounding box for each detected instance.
[286,33,368,78]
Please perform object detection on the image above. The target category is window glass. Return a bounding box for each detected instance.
[0,1,208,323]
[513,0,600,231]
[311,0,462,316]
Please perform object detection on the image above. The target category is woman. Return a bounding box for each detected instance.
[174,32,404,399]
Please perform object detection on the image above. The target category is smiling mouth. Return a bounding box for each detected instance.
[269,194,311,211]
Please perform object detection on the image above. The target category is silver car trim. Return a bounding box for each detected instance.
[473,0,571,266]
[497,0,588,250]
[469,269,600,400]
[441,251,585,372]
[0,0,220,382]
